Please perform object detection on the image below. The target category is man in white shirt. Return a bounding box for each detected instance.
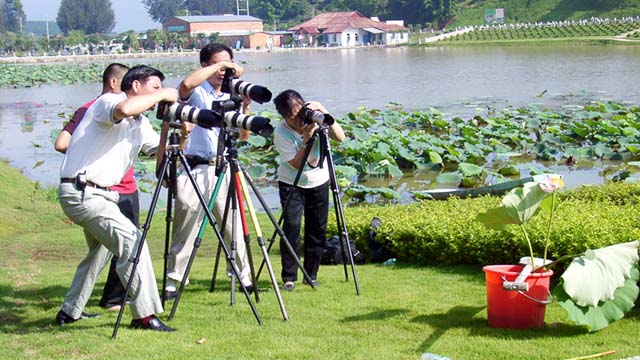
[157,44,254,299]
[57,65,178,332]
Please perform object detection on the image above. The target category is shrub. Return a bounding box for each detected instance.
[330,183,640,265]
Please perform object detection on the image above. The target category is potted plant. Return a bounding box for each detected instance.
[476,174,639,331]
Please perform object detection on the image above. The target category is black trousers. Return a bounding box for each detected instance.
[98,191,139,307]
[278,181,329,282]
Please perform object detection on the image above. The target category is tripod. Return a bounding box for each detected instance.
[256,123,361,295]
[111,123,261,339]
[169,127,290,321]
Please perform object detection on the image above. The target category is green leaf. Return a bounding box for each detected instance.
[428,151,443,166]
[436,172,463,184]
[458,162,484,177]
[246,164,267,179]
[561,241,639,307]
[246,136,267,147]
[554,267,639,332]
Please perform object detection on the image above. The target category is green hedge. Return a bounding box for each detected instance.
[330,183,640,265]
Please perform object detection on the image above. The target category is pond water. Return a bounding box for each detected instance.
[1,45,639,208]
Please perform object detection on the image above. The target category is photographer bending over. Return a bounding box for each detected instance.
[57,65,177,332]
[273,90,345,291]
[54,63,134,312]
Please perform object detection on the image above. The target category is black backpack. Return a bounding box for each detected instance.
[322,235,365,265]
[368,217,395,263]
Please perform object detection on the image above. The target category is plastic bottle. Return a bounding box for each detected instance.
[382,258,397,266]
[421,352,451,360]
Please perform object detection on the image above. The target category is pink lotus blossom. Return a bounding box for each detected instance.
[539,174,564,193]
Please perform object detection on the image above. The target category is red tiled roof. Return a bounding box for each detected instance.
[289,11,408,34]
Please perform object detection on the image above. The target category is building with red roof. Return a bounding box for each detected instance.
[163,15,283,50]
[289,11,409,47]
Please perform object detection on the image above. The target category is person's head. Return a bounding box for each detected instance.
[199,43,234,88]
[121,65,165,96]
[101,63,129,95]
[200,43,233,66]
[273,89,306,129]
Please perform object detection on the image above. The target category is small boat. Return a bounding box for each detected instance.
[413,174,557,200]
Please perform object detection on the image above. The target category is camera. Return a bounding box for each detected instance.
[300,106,335,126]
[156,101,273,137]
[221,69,272,104]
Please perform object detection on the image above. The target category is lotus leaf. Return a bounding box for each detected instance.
[560,241,639,307]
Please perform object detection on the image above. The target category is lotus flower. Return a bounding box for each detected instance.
[476,175,639,331]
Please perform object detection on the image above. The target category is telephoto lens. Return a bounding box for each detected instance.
[302,107,335,126]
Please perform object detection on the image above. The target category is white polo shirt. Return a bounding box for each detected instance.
[182,81,230,159]
[60,92,160,188]
[273,120,329,188]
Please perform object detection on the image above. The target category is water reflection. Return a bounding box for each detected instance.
[1,46,639,209]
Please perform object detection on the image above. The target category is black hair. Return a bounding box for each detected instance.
[273,89,305,119]
[120,65,165,92]
[199,43,233,66]
[102,63,129,86]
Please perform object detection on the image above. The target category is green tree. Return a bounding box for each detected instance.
[57,0,115,34]
[1,0,26,32]
[65,29,85,49]
[143,0,184,23]
[187,0,233,15]
[144,0,235,24]
[124,30,140,51]
[146,28,166,50]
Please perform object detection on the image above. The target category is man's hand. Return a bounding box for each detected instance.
[160,88,179,104]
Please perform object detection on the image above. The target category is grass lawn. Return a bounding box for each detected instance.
[1,161,638,359]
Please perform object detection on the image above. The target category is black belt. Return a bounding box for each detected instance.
[60,177,109,191]
[185,156,215,169]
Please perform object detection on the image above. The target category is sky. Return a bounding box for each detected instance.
[21,0,160,33]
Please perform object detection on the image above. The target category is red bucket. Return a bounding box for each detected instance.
[483,264,553,329]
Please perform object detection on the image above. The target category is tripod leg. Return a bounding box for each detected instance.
[210,243,222,292]
[113,149,172,339]
[238,171,289,320]
[227,177,238,306]
[247,171,315,288]
[323,132,361,296]
[161,154,177,307]
[178,152,262,324]
[232,171,260,303]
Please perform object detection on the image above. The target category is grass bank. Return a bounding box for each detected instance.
[1,161,638,359]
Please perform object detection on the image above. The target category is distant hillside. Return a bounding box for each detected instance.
[451,0,640,27]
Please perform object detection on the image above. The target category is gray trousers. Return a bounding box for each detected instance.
[167,164,251,287]
[58,183,162,319]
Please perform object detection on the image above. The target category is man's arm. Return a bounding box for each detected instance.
[114,88,178,123]
[54,130,72,154]
[179,61,244,101]
[238,96,252,141]
[54,105,89,153]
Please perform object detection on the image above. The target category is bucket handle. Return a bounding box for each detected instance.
[500,275,553,305]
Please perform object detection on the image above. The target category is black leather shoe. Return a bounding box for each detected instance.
[55,310,99,326]
[163,290,177,301]
[244,284,267,294]
[130,316,176,332]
